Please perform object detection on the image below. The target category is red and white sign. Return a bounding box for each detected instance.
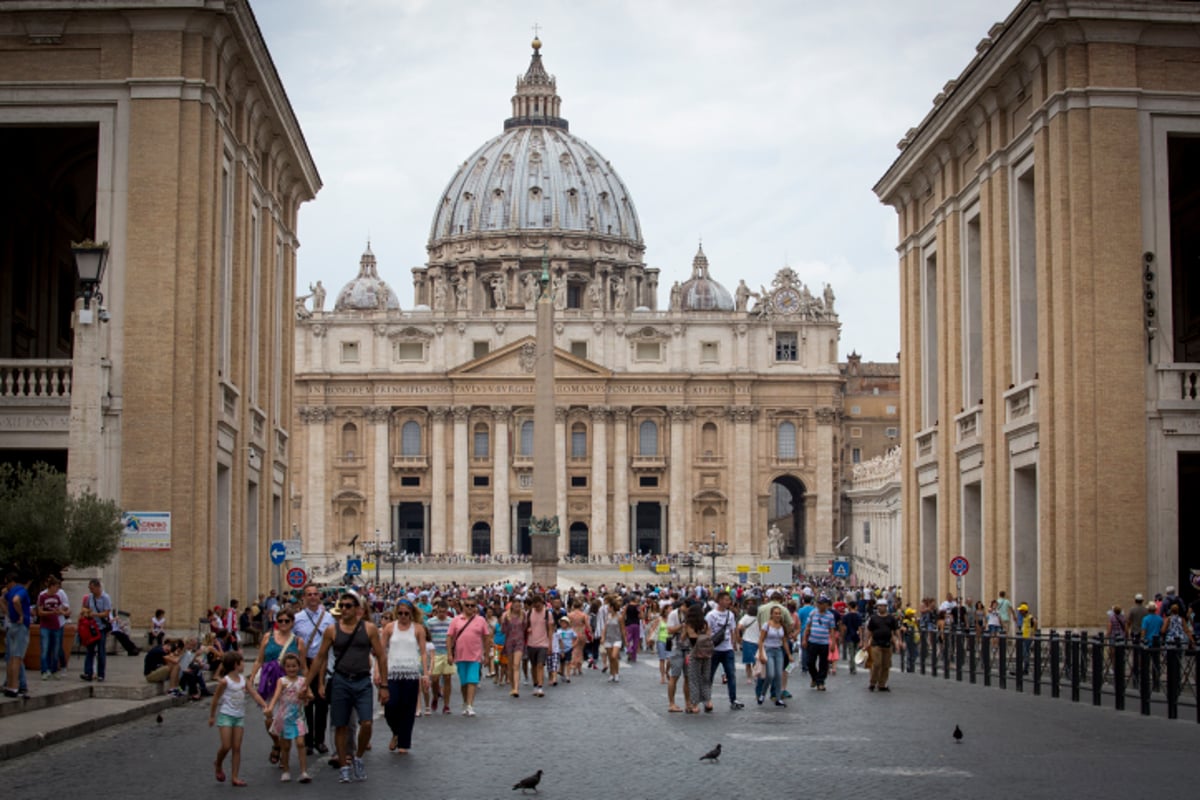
[286,567,308,588]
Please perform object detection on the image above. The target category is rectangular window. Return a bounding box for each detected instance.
[885,426,899,438]
[700,341,719,363]
[852,447,862,463]
[400,476,420,487]
[639,476,658,488]
[395,341,424,361]
[571,429,587,458]
[886,405,897,415]
[518,473,533,490]
[850,406,861,416]
[473,475,489,487]
[963,208,983,405]
[248,202,261,402]
[570,475,587,488]
[635,341,661,361]
[218,155,233,379]
[341,342,360,363]
[775,331,798,362]
[921,247,939,427]
[570,340,588,359]
[473,429,489,458]
[850,427,863,438]
[863,520,871,543]
[473,340,490,359]
[1013,161,1038,384]
[567,283,582,309]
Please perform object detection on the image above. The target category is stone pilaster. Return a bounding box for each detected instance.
[728,406,757,556]
[814,406,839,564]
[492,406,511,554]
[589,406,609,556]
[554,406,568,555]
[611,407,629,555]
[668,406,689,552]
[365,406,391,541]
[452,405,470,553]
[300,405,333,556]
[430,407,448,553]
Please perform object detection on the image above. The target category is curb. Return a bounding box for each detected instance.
[0,694,187,761]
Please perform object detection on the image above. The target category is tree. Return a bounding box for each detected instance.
[0,462,123,587]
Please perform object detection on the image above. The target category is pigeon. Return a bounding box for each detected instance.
[700,743,722,763]
[156,714,163,724]
[953,725,963,743]
[512,769,542,793]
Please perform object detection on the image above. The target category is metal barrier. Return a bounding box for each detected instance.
[907,629,1198,723]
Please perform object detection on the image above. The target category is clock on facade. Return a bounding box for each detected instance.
[773,287,801,315]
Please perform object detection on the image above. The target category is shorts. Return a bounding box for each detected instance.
[547,653,560,673]
[668,649,685,678]
[145,665,172,683]
[656,641,670,660]
[430,653,455,676]
[216,713,244,728]
[328,674,374,728]
[5,624,29,659]
[525,646,548,668]
[742,641,758,665]
[456,661,481,685]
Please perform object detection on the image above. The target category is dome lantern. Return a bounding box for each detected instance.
[679,243,734,312]
[333,243,401,311]
[506,38,568,131]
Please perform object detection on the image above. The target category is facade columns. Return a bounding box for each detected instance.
[554,407,568,554]
[729,406,756,556]
[611,407,630,555]
[492,406,511,554]
[814,407,839,562]
[668,406,689,553]
[452,405,470,553]
[430,407,448,553]
[366,406,391,542]
[301,406,332,556]
[590,406,609,556]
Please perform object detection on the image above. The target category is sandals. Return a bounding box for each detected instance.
[268,746,280,765]
[389,736,398,752]
[685,706,700,714]
[704,704,714,713]
[214,763,226,783]
[231,778,248,787]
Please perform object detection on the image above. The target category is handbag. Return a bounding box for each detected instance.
[711,611,730,648]
[752,659,765,679]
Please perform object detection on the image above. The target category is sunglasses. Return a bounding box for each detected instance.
[277,618,293,624]
[396,610,412,616]
[338,602,357,609]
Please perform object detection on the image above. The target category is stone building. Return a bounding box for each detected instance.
[843,447,903,588]
[873,0,1200,624]
[0,2,320,623]
[292,40,848,573]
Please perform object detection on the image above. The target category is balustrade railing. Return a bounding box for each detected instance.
[0,359,73,400]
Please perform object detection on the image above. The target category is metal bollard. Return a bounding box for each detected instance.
[944,631,952,680]
[1166,645,1180,720]
[1091,634,1103,706]
[968,633,977,684]
[999,634,1008,690]
[1015,633,1025,693]
[1069,632,1081,703]
[1139,645,1151,716]
[1032,630,1042,696]
[1049,631,1060,699]
[1114,641,1125,712]
[982,631,991,687]
[920,632,927,675]
[931,632,939,678]
[955,631,964,681]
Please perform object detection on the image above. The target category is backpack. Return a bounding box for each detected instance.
[78,616,102,646]
[692,631,714,659]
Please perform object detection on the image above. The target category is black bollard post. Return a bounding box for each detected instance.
[1139,645,1151,716]
[1032,630,1042,696]
[920,631,927,676]
[1114,640,1125,712]
[969,632,977,684]
[999,634,1008,690]
[982,631,991,687]
[1015,633,1025,693]
[931,632,939,678]
[955,631,964,681]
[1050,631,1060,699]
[1092,634,1103,706]
[944,630,952,680]
[1070,632,1081,703]
[1166,646,1180,720]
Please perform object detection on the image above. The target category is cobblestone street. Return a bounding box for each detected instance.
[0,653,1196,799]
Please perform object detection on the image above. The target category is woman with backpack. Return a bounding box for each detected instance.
[683,603,714,713]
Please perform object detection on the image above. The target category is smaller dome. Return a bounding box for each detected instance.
[334,244,401,311]
[679,245,734,312]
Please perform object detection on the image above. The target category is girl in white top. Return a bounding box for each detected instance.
[380,600,431,754]
[209,651,269,787]
[150,609,166,647]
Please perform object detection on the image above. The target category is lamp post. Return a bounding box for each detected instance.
[693,530,728,587]
[67,240,109,498]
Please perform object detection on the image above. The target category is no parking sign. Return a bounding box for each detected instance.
[286,566,308,588]
[949,556,970,577]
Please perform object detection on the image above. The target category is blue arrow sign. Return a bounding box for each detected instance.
[269,541,287,565]
[832,560,851,578]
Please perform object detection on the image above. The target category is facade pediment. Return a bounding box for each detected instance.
[448,336,612,379]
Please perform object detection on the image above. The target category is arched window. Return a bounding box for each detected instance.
[701,422,718,459]
[569,522,589,557]
[777,421,797,459]
[520,420,534,455]
[638,420,658,456]
[341,422,358,458]
[473,423,489,458]
[571,422,587,458]
[401,420,422,456]
[340,507,359,543]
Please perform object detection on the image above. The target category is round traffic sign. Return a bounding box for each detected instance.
[286,566,308,588]
[949,556,970,576]
[269,541,287,565]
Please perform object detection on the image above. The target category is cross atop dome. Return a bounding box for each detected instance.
[506,36,568,131]
[692,243,710,278]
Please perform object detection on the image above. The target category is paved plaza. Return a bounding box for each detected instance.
[0,651,1196,799]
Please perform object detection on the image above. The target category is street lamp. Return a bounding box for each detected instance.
[692,530,728,586]
[72,240,109,310]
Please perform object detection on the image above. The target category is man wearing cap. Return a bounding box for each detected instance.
[865,599,902,692]
[802,595,837,691]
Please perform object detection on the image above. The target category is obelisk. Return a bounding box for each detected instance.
[529,250,560,587]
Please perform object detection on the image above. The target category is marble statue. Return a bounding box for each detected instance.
[767,523,784,560]
[310,280,326,312]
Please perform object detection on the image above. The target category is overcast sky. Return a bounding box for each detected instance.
[252,0,1008,362]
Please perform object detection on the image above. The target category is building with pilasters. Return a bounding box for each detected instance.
[292,40,849,573]
[873,0,1200,624]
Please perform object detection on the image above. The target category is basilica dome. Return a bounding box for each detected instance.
[428,39,642,248]
[334,245,401,311]
[677,245,734,311]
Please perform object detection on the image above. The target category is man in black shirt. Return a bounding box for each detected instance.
[865,599,902,692]
[143,640,181,696]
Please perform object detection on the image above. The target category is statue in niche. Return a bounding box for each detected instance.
[766,523,784,560]
[735,279,750,312]
[823,283,835,314]
[553,275,566,310]
[455,278,469,312]
[522,272,538,309]
[587,277,603,309]
[309,280,326,312]
[432,277,446,311]
[669,281,682,311]
[491,275,507,309]
[611,276,628,313]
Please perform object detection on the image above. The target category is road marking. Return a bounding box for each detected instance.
[730,733,871,743]
[864,767,973,778]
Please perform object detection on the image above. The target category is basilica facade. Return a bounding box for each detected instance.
[293,40,849,572]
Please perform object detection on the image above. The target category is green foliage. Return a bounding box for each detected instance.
[0,462,123,586]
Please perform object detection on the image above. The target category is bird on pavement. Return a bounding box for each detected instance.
[953,725,963,743]
[700,744,722,763]
[512,769,542,793]
[156,714,163,724]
